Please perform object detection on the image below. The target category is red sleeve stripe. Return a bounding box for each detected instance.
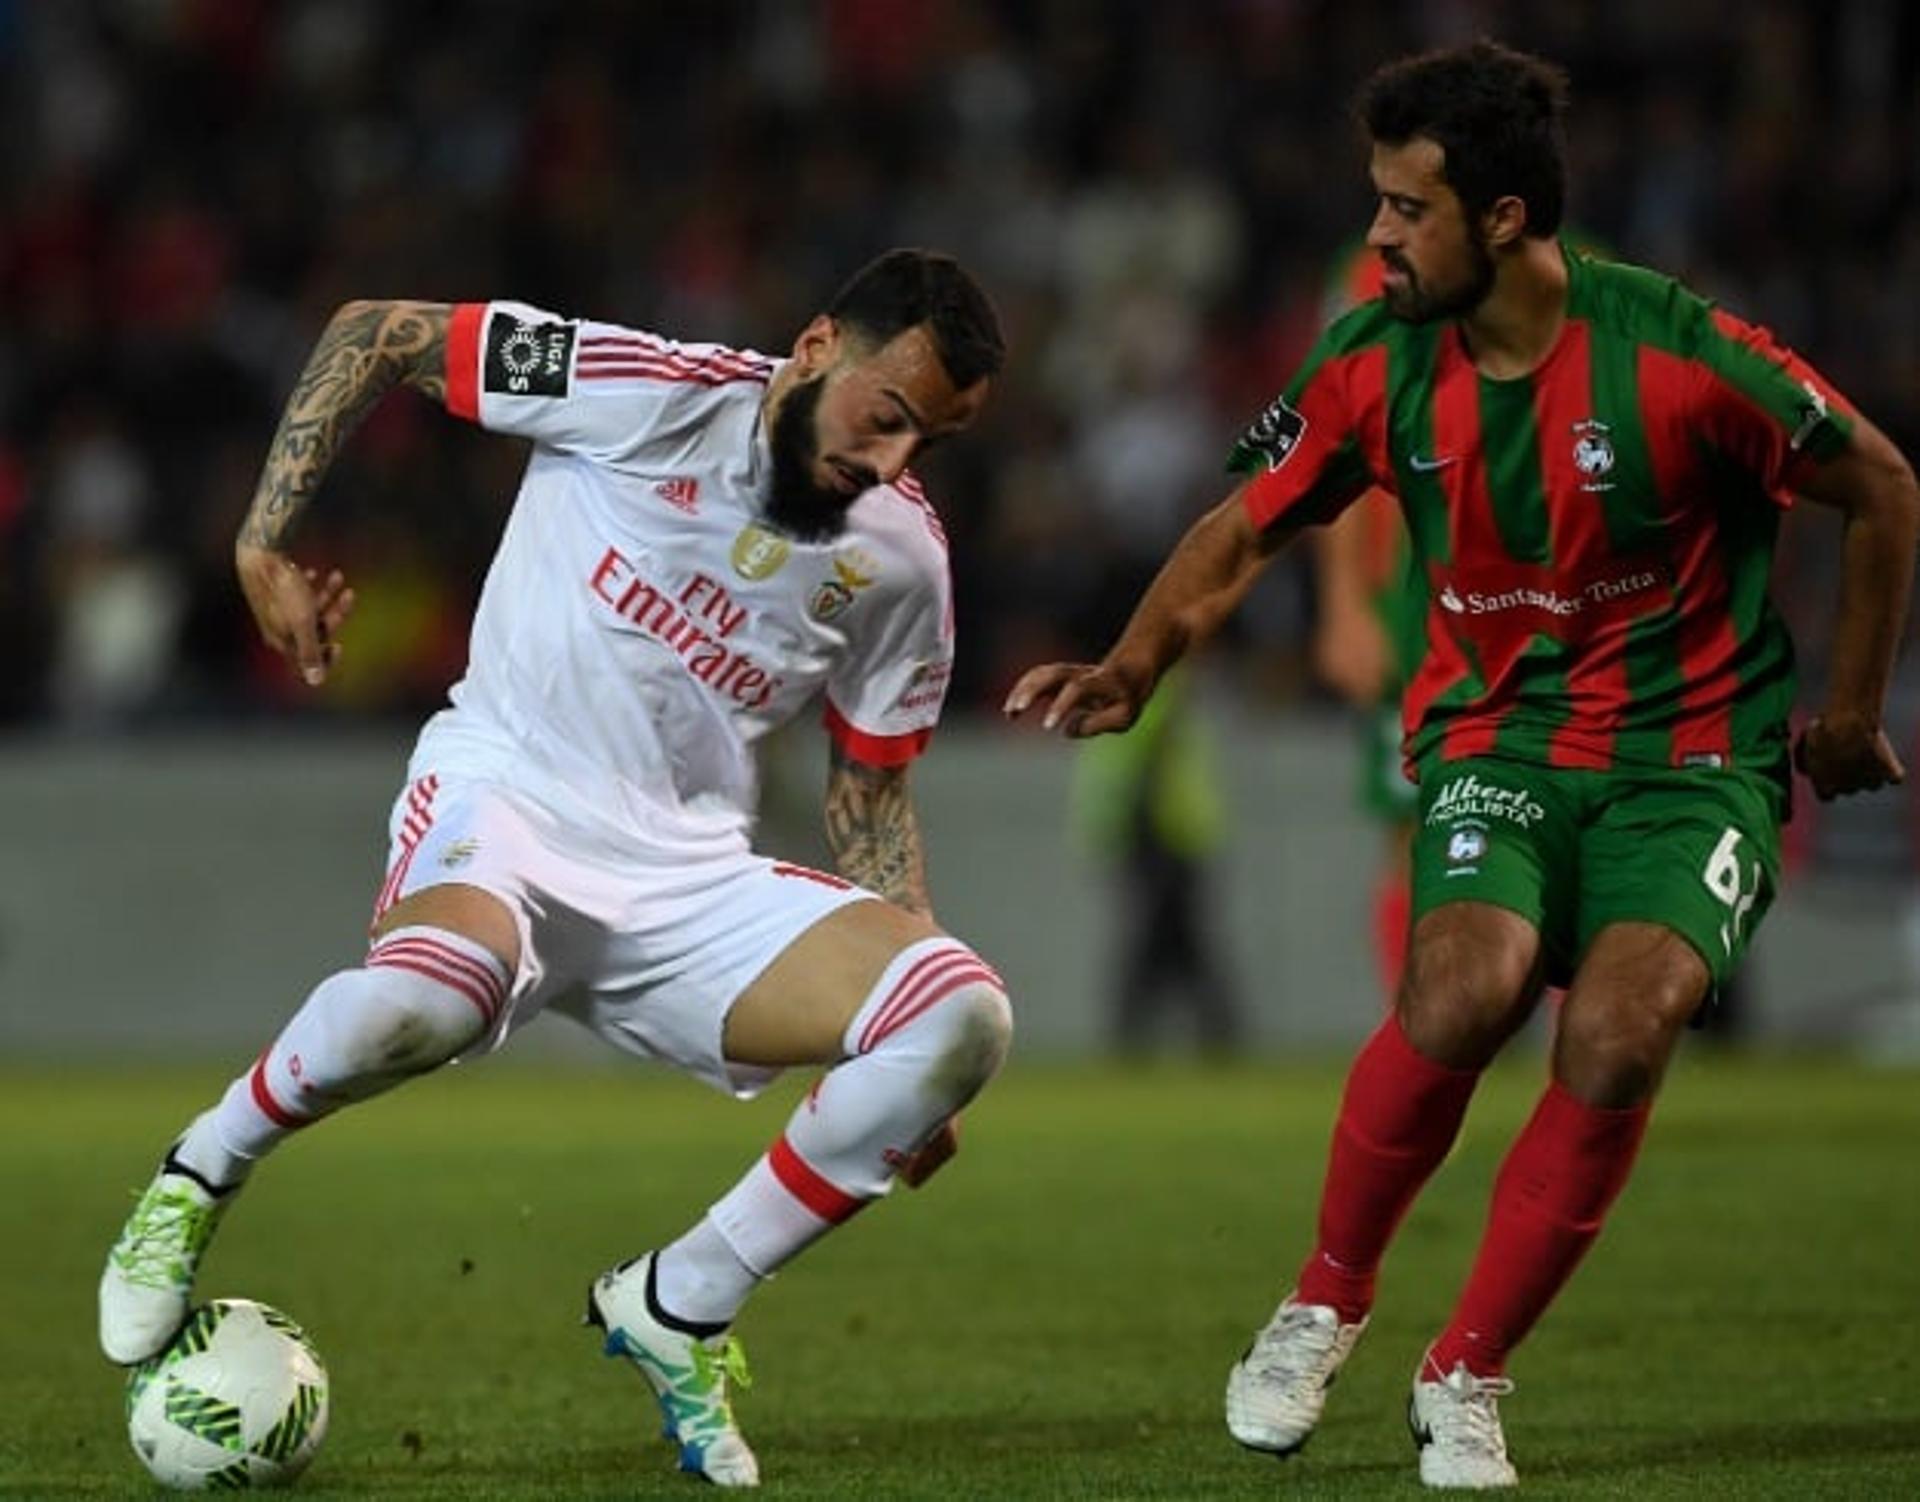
[768,1134,867,1223]
[577,370,767,387]
[576,345,768,373]
[823,699,932,766]
[445,304,485,420]
[889,472,949,550]
[575,360,771,387]
[574,336,774,385]
[578,331,771,366]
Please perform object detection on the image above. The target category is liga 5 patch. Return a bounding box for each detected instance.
[483,311,576,398]
[1229,392,1306,471]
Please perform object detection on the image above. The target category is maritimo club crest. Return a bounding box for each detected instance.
[1571,419,1614,477]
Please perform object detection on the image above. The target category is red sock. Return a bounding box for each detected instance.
[1427,1081,1650,1379]
[1372,874,1412,1006]
[1296,1017,1480,1322]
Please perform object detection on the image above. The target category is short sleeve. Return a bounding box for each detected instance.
[1230,328,1378,533]
[445,300,760,460]
[822,550,953,768]
[1693,308,1856,502]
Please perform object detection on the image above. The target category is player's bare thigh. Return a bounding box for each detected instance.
[1399,900,1546,1068]
[723,899,944,1067]
[1554,920,1709,1107]
[372,882,521,973]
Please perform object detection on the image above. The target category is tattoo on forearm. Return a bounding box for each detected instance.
[824,747,933,916]
[237,301,450,550]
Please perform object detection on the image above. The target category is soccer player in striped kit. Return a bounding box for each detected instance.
[1010,42,1918,1488]
[99,250,1011,1488]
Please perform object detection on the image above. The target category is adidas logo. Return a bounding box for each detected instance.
[654,477,699,514]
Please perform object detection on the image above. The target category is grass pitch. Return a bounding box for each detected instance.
[2,1052,1916,1499]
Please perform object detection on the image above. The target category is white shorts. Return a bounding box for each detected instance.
[369,772,874,1097]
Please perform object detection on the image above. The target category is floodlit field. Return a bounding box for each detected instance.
[5,1053,1917,1499]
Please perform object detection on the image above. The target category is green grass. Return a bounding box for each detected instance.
[3,1053,1917,1499]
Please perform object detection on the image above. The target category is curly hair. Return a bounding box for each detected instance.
[1359,41,1571,237]
[825,249,1006,389]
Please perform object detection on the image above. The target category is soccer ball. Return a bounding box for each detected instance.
[126,1299,329,1490]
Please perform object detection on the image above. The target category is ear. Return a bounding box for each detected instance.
[1482,194,1530,251]
[790,314,842,378]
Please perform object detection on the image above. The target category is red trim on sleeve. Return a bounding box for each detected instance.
[445,302,485,421]
[823,698,932,767]
[768,1134,867,1223]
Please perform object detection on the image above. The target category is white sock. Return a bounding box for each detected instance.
[653,1216,761,1328]
[173,927,509,1180]
[694,940,1012,1314]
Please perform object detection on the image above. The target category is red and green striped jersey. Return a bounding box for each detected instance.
[1230,244,1856,797]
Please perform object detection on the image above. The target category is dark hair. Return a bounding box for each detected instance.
[1359,40,1570,237]
[825,248,1006,388]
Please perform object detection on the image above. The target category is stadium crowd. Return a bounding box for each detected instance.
[3,0,1915,733]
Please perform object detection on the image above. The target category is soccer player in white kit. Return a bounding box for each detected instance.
[98,250,1012,1488]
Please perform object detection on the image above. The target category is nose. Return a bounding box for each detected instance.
[1365,200,1396,250]
[866,432,919,484]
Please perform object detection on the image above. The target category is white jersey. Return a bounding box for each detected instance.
[414,299,956,858]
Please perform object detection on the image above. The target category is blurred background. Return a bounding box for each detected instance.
[3,0,1918,1059]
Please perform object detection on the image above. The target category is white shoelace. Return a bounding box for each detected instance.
[1434,1368,1514,1454]
[1247,1306,1339,1381]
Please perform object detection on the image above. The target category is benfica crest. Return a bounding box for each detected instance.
[809,549,879,621]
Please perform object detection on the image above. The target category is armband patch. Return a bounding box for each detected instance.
[484,313,575,398]
[1228,393,1306,472]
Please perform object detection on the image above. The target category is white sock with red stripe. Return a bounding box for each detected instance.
[657,938,1012,1327]
[174,926,510,1184]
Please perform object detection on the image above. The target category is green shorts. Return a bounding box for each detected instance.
[1359,701,1420,823]
[1410,756,1781,987]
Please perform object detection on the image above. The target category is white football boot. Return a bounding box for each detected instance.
[1408,1354,1519,1489]
[1225,1294,1369,1455]
[99,1147,237,1364]
[586,1253,759,1488]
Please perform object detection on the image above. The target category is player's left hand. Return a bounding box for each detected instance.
[895,1118,960,1188]
[236,543,357,687]
[1002,659,1150,738]
[1793,711,1905,800]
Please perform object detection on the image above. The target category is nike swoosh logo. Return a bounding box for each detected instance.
[1409,454,1458,472]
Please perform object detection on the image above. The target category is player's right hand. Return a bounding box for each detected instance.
[1002,660,1148,738]
[1793,711,1906,801]
[235,543,356,688]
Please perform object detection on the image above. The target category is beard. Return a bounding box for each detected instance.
[764,375,860,542]
[1381,230,1496,323]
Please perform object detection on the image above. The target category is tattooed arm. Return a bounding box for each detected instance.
[822,743,934,917]
[234,300,451,684]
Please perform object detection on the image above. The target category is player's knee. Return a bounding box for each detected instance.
[1399,930,1534,1064]
[320,966,491,1079]
[883,969,1011,1108]
[1556,991,1692,1106]
[374,985,487,1073]
[940,977,1013,1097]
[1404,912,1533,1008]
